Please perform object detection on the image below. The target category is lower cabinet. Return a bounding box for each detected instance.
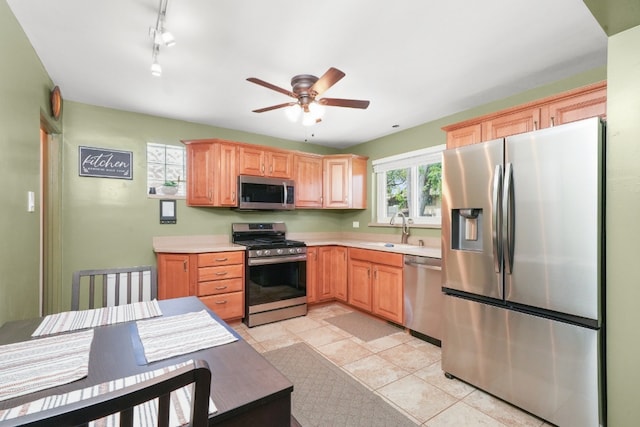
[314,246,347,302]
[157,251,245,321]
[348,248,404,324]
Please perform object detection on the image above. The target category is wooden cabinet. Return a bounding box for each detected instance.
[238,146,293,179]
[157,251,245,321]
[316,246,347,302]
[183,139,238,207]
[305,247,319,303]
[197,251,245,321]
[157,253,196,300]
[446,123,482,149]
[348,259,373,311]
[323,155,367,209]
[481,107,541,141]
[443,81,607,149]
[348,248,404,324]
[540,85,606,128]
[294,153,323,208]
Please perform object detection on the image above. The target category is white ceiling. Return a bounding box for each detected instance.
[7,0,607,149]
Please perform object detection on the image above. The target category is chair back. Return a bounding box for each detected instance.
[71,266,158,310]
[4,360,211,427]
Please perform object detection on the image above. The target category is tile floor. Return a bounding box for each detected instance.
[230,303,553,427]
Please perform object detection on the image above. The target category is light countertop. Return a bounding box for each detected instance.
[153,234,441,258]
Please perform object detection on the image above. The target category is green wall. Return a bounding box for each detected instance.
[605,24,640,427]
[0,2,56,325]
[57,102,343,312]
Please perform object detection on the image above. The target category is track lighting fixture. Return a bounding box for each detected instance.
[149,0,175,77]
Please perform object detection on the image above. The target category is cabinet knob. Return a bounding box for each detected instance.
[215,285,228,290]
[215,258,228,262]
[215,271,228,276]
[550,117,555,127]
[534,121,538,131]
[215,300,228,305]
[232,192,236,202]
[183,260,187,272]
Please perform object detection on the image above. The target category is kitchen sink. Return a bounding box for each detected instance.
[366,242,416,249]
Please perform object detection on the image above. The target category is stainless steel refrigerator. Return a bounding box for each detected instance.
[441,117,605,427]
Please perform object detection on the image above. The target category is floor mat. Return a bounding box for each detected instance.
[263,343,417,427]
[324,311,403,342]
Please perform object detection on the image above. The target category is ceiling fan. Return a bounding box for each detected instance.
[247,67,370,124]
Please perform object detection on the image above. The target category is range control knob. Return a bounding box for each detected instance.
[296,248,303,253]
[256,250,263,257]
[264,250,271,256]
[276,248,283,255]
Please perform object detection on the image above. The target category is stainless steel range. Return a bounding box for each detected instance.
[232,222,307,327]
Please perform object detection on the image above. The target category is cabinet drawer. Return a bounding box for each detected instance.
[200,292,244,320]
[198,251,244,267]
[348,248,404,267]
[198,277,244,296]
[198,264,244,282]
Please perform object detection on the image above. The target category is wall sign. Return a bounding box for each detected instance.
[78,146,133,179]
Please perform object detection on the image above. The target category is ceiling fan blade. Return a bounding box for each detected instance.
[318,98,370,109]
[247,77,297,98]
[252,102,297,113]
[310,67,345,96]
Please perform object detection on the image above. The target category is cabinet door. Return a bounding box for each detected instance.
[446,123,482,149]
[333,247,348,302]
[157,253,194,299]
[372,264,403,324]
[348,259,372,311]
[216,143,238,206]
[294,154,323,208]
[238,146,265,176]
[482,108,541,141]
[266,150,293,179]
[323,157,350,208]
[306,247,318,303]
[186,143,215,206]
[317,246,334,300]
[540,86,606,128]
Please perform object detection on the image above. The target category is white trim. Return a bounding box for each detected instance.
[372,144,445,173]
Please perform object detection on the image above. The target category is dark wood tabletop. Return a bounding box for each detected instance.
[0,296,293,426]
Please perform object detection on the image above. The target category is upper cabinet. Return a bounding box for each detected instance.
[294,153,323,208]
[323,154,367,209]
[443,81,607,149]
[183,139,368,210]
[183,139,238,207]
[238,146,293,179]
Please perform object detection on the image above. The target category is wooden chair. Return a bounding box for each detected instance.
[71,266,158,310]
[7,359,211,427]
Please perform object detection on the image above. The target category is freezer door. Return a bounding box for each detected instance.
[504,118,603,322]
[442,139,504,299]
[442,295,602,427]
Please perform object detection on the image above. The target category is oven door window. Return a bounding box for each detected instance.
[248,261,306,306]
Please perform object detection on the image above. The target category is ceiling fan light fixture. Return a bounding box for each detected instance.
[285,104,301,122]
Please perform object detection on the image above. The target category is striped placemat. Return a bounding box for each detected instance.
[137,310,238,363]
[32,300,163,337]
[0,329,94,402]
[0,360,217,426]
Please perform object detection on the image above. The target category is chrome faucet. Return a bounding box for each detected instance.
[390,211,410,244]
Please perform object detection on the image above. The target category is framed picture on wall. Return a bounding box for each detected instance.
[78,146,133,179]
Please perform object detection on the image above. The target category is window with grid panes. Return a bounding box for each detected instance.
[146,143,186,197]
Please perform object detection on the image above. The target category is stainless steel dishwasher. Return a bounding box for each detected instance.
[403,255,442,345]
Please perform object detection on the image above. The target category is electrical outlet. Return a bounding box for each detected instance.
[352,221,359,228]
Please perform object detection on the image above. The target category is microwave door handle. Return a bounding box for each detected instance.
[492,164,503,274]
[283,182,287,207]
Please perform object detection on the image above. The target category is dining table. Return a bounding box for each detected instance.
[0,296,293,426]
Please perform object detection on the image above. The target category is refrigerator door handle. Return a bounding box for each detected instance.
[503,163,515,274]
[492,164,503,274]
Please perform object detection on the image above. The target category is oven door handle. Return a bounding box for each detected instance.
[248,254,307,266]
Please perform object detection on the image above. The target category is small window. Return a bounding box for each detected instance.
[373,144,445,227]
[146,143,186,197]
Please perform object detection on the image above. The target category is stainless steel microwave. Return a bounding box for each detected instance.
[237,175,295,210]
